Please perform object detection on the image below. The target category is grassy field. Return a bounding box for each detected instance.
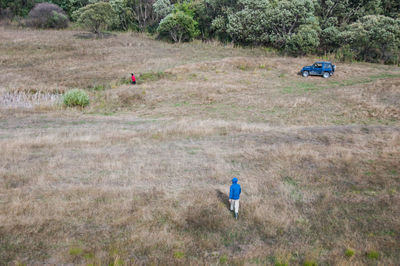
[1,26,400,265]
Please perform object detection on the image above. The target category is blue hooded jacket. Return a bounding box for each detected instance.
[229,178,241,200]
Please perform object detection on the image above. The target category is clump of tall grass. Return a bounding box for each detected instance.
[63,89,90,107]
[0,91,61,108]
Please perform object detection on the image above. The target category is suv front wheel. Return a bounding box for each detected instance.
[302,71,309,77]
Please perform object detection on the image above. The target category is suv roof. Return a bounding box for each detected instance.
[315,61,332,64]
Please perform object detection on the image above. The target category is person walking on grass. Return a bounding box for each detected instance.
[131,73,136,84]
[229,177,241,219]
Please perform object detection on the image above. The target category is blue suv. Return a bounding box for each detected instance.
[300,61,336,78]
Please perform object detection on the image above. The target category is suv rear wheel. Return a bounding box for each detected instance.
[302,71,309,77]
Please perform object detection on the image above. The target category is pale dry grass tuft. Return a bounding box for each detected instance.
[0,90,61,109]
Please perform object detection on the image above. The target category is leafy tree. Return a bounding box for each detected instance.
[157,10,199,42]
[315,0,383,28]
[74,2,116,34]
[0,0,35,17]
[342,15,400,63]
[381,0,400,18]
[110,0,136,30]
[153,0,173,20]
[195,0,238,42]
[266,0,316,48]
[226,0,270,45]
[125,0,157,31]
[319,25,341,53]
[285,24,320,55]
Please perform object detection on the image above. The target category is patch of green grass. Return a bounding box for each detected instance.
[99,112,116,116]
[282,176,297,186]
[88,84,107,91]
[185,147,202,155]
[367,250,380,259]
[69,247,84,256]
[71,121,87,125]
[238,64,250,71]
[281,81,319,94]
[219,255,228,264]
[137,71,173,84]
[174,101,189,107]
[84,252,95,259]
[345,248,355,257]
[282,87,294,94]
[388,169,398,176]
[328,72,400,89]
[173,251,185,259]
[369,73,400,79]
[303,260,318,266]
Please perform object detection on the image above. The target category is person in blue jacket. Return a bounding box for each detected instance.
[229,177,241,219]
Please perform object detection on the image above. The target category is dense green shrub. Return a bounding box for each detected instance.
[320,26,341,53]
[0,0,35,17]
[26,3,68,29]
[63,89,90,107]
[285,25,320,55]
[226,0,270,45]
[345,248,355,257]
[153,0,173,21]
[125,0,158,31]
[73,2,116,34]
[267,0,316,48]
[110,0,136,30]
[157,9,199,42]
[342,15,400,63]
[366,250,380,259]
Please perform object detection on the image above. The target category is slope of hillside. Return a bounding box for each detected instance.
[1,27,400,265]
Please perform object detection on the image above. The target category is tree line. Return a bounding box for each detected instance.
[1,0,399,63]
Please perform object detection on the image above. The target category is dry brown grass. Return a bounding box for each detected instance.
[1,26,400,265]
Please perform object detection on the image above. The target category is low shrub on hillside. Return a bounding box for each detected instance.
[63,89,89,107]
[26,3,69,29]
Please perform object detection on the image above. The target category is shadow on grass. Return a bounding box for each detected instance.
[74,32,115,39]
[216,189,230,211]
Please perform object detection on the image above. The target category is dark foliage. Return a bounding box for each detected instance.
[26,2,68,29]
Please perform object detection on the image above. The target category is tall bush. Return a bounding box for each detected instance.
[73,2,116,34]
[125,0,157,31]
[157,10,199,42]
[285,25,320,55]
[266,0,316,48]
[153,0,173,21]
[342,15,400,63]
[63,89,90,107]
[226,0,269,45]
[0,0,35,17]
[110,0,136,30]
[26,2,69,29]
